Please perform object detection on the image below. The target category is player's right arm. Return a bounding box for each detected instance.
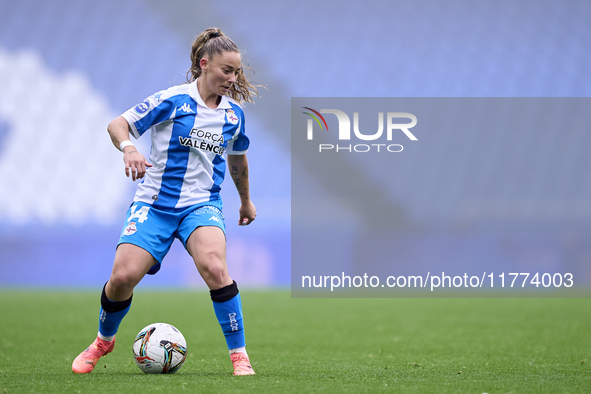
[107,116,152,181]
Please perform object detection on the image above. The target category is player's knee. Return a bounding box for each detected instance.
[108,270,139,292]
[199,255,229,287]
[203,263,228,283]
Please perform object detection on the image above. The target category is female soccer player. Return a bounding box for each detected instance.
[72,27,259,376]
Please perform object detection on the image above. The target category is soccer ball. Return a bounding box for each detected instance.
[132,323,187,374]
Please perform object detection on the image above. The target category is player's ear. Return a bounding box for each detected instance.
[200,57,209,73]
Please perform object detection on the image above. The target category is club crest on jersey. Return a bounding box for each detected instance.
[226,109,239,125]
[123,222,137,236]
[134,101,150,114]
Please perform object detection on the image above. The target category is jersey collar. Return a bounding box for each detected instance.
[190,79,232,110]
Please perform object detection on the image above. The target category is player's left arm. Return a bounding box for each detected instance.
[227,154,256,226]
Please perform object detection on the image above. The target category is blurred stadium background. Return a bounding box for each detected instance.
[1,0,590,289]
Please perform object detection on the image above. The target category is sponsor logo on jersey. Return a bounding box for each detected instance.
[178,103,194,113]
[179,128,226,155]
[189,128,224,143]
[226,109,239,125]
[179,137,225,155]
[123,222,137,236]
[134,101,150,114]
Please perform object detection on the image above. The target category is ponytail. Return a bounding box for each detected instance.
[186,27,261,104]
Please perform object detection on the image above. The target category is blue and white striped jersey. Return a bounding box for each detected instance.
[121,79,249,210]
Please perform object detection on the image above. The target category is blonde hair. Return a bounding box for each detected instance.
[186,27,260,104]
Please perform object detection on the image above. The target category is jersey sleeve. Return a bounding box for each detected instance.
[226,108,250,155]
[121,92,176,139]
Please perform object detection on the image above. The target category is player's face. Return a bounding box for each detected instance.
[203,51,242,96]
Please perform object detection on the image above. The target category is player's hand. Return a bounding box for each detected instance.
[238,200,256,226]
[123,149,152,181]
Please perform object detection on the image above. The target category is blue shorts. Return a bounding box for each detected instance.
[117,201,226,275]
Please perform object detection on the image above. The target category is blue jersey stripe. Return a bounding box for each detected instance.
[153,105,196,209]
[211,154,225,196]
[210,114,241,198]
[134,99,176,136]
[228,102,249,152]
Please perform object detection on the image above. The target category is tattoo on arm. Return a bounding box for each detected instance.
[229,157,250,199]
[110,134,120,147]
[230,165,241,187]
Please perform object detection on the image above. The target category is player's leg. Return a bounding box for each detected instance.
[186,225,255,376]
[72,244,156,374]
[100,244,156,338]
[188,226,232,288]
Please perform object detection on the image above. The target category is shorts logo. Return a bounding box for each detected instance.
[209,216,220,222]
[134,101,150,114]
[123,222,137,236]
[226,109,239,125]
[199,205,224,219]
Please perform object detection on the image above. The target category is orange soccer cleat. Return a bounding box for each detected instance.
[230,352,255,376]
[72,336,115,374]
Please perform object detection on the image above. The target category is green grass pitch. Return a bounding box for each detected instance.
[0,290,590,393]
